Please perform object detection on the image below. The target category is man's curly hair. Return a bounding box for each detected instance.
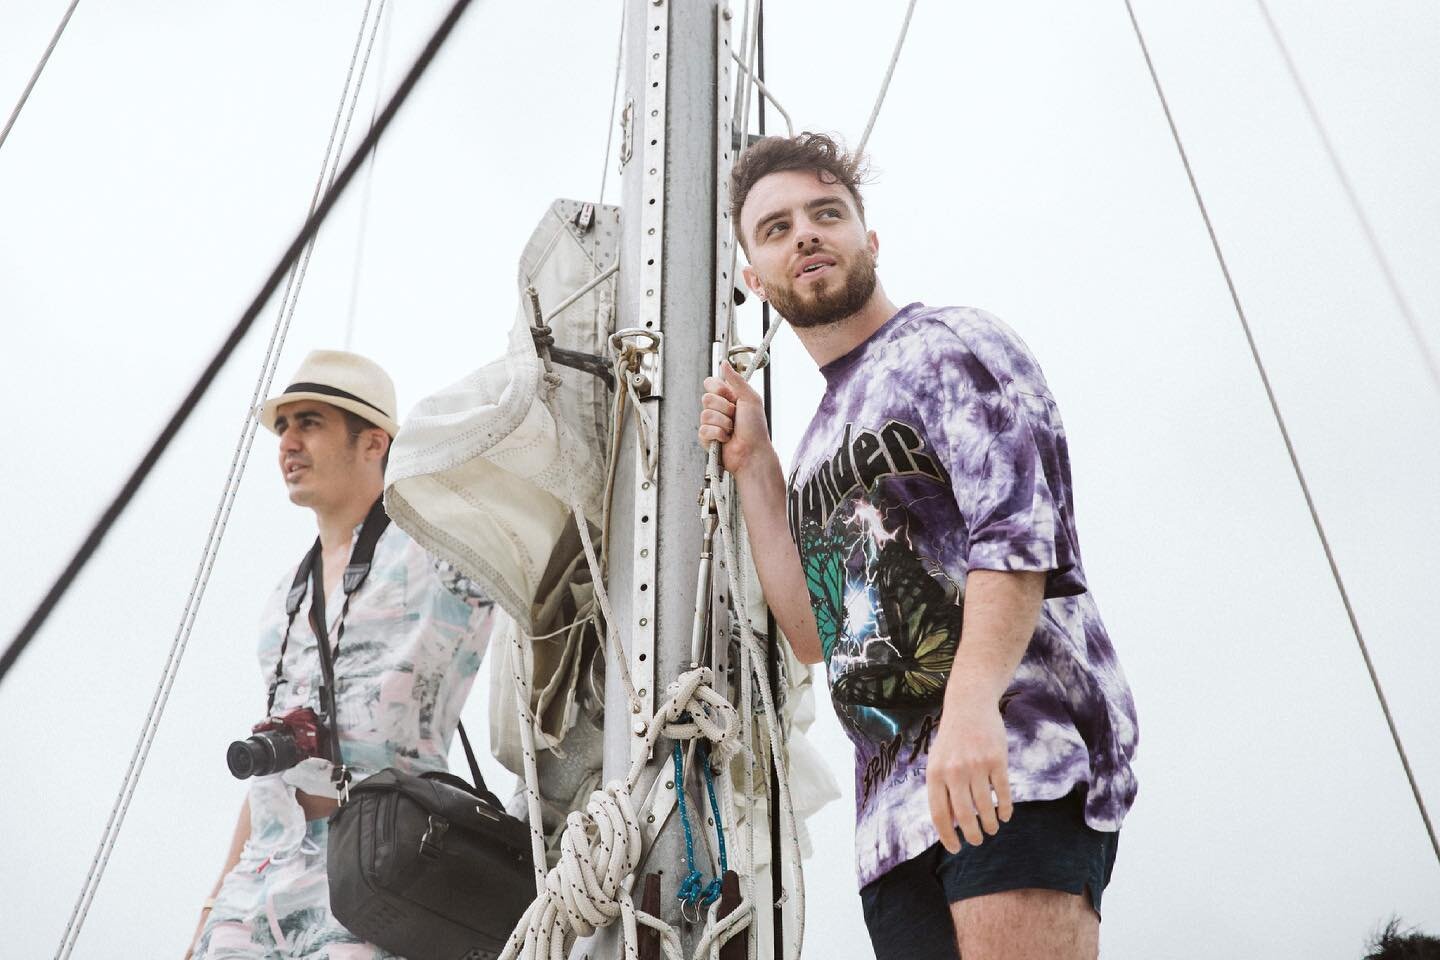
[1366,918,1440,960]
[729,132,869,250]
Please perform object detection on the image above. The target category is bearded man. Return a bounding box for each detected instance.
[697,133,1139,960]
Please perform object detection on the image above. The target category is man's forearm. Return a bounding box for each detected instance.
[733,451,824,665]
[945,569,1045,707]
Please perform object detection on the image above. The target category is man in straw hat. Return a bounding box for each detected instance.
[188,350,496,959]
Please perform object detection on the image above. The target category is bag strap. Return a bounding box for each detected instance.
[426,728,506,811]
[455,721,492,798]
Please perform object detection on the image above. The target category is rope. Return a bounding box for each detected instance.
[1252,0,1440,397]
[0,0,82,152]
[497,348,801,958]
[855,0,919,156]
[1121,0,1440,869]
[598,0,627,205]
[729,51,793,137]
[500,664,742,960]
[712,468,806,958]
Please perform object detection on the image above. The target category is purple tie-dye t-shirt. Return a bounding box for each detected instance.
[787,303,1138,888]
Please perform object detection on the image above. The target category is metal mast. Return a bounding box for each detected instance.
[591,0,725,955]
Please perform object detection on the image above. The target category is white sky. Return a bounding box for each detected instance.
[2,1,1438,957]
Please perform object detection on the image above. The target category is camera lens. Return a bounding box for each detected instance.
[227,730,299,779]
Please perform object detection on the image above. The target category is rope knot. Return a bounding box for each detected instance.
[655,668,741,764]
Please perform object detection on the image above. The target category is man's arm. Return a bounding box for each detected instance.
[698,363,824,665]
[184,797,251,959]
[925,569,1045,852]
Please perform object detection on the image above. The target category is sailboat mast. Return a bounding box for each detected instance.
[597,0,723,953]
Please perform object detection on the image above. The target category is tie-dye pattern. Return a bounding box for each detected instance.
[196,525,493,958]
[787,303,1138,889]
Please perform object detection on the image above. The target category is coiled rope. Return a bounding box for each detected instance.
[1121,0,1440,869]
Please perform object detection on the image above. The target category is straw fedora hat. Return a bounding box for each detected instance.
[259,350,400,438]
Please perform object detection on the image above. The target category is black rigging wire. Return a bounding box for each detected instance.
[1252,0,1440,397]
[1,0,480,686]
[0,0,81,152]
[1120,0,1440,869]
[755,10,786,958]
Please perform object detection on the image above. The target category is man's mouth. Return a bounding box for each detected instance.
[795,255,837,279]
[284,463,309,481]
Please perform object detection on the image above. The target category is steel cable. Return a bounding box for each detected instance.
[344,0,398,349]
[1121,0,1440,869]
[51,3,388,955]
[1252,0,1440,397]
[26,1,481,954]
[597,0,627,205]
[0,0,82,152]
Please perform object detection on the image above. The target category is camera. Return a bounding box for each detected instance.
[227,706,328,779]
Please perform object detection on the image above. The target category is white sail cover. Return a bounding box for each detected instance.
[385,199,618,630]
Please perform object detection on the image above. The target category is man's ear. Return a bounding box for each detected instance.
[742,264,765,300]
[367,429,390,463]
[867,229,880,262]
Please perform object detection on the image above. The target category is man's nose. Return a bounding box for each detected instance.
[278,427,301,452]
[794,226,821,250]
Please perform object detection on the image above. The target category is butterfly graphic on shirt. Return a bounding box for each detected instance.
[830,536,964,709]
[798,520,848,661]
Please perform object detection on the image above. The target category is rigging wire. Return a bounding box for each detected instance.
[756,11,786,958]
[597,0,627,205]
[344,0,398,350]
[1120,0,1440,869]
[0,0,81,152]
[47,1,418,954]
[1252,0,1440,397]
[855,0,919,156]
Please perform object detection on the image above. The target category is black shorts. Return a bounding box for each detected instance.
[859,790,1119,960]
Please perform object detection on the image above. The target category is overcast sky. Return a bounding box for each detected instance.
[2,1,1438,957]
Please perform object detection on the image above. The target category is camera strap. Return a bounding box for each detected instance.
[264,497,490,801]
[266,497,391,780]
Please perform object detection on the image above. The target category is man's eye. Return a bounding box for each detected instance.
[819,208,841,219]
[765,221,787,237]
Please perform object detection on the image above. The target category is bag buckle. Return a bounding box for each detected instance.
[419,815,450,860]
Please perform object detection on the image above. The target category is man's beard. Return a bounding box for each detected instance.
[765,247,878,329]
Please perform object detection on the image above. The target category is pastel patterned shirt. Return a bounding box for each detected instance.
[787,303,1139,888]
[246,522,494,857]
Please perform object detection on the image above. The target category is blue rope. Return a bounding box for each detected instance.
[700,740,728,877]
[672,724,730,909]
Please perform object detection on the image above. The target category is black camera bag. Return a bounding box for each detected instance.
[326,751,537,960]
[293,500,538,959]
